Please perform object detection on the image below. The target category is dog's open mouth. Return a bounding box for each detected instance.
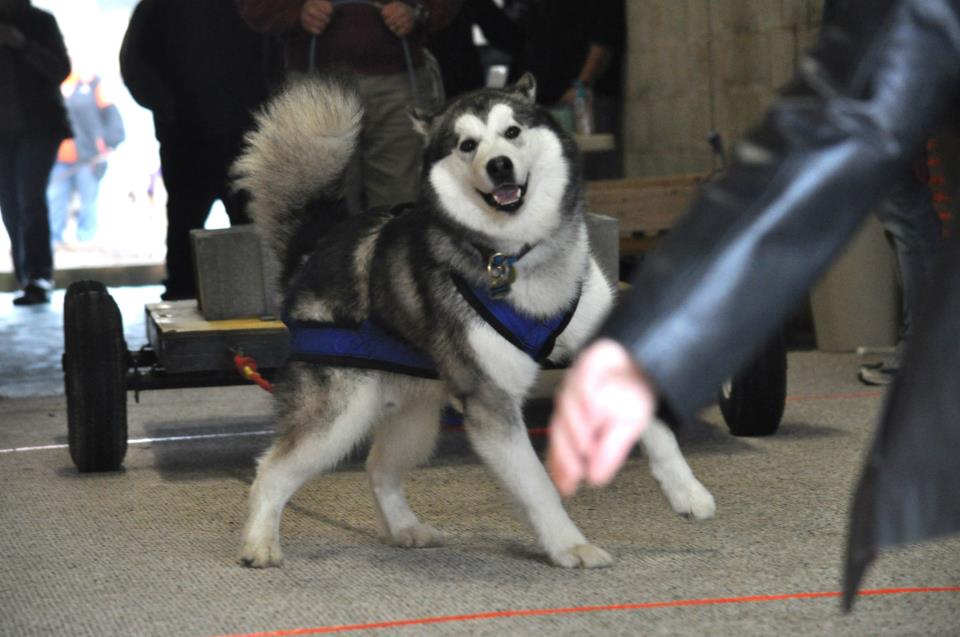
[478,181,528,213]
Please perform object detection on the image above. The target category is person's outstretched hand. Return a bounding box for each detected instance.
[548,339,657,497]
[300,0,334,35]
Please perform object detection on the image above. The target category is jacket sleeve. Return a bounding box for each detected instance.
[587,0,625,50]
[597,0,960,420]
[236,0,305,35]
[19,11,70,83]
[471,0,524,57]
[419,0,463,32]
[119,0,175,121]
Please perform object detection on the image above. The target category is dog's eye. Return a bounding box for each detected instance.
[504,126,521,139]
[459,139,477,153]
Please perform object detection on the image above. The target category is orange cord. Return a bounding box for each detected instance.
[233,353,274,393]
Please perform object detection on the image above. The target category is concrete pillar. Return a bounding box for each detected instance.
[624,0,821,177]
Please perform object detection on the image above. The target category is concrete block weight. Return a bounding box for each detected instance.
[190,226,280,320]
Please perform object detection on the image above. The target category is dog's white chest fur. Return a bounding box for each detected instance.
[467,320,541,397]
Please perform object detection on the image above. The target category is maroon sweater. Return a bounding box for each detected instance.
[238,0,460,75]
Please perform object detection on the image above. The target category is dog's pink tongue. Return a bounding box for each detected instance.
[492,184,521,205]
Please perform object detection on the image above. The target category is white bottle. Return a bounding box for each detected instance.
[572,80,593,135]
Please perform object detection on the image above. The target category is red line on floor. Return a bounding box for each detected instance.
[214,586,960,637]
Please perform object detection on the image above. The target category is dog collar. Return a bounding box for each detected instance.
[473,242,533,298]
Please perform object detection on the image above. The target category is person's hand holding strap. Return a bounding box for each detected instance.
[380,1,416,37]
[548,339,657,497]
[300,0,334,35]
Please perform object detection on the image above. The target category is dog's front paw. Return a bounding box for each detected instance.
[549,543,613,568]
[239,537,283,568]
[664,479,716,521]
[386,523,445,549]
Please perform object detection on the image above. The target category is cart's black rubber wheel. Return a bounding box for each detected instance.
[66,280,108,295]
[63,281,128,472]
[718,333,787,437]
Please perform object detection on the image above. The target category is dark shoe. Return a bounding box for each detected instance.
[12,284,50,306]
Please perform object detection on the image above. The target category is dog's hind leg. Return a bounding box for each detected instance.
[240,368,381,568]
[464,395,613,568]
[640,419,716,520]
[366,380,447,548]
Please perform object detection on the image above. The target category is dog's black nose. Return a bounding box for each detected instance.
[486,156,514,182]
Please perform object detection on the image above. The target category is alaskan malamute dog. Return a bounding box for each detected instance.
[232,73,715,569]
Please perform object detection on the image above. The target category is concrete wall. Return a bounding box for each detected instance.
[624,0,823,177]
[621,1,904,351]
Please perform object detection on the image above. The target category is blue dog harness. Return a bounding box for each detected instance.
[284,273,579,378]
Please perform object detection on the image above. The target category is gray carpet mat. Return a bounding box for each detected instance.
[1,305,958,635]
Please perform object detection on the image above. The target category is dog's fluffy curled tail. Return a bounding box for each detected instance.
[232,75,362,283]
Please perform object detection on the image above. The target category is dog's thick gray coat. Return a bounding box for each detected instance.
[231,74,715,569]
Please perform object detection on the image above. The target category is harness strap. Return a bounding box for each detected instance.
[284,317,439,379]
[284,269,580,375]
[450,273,579,362]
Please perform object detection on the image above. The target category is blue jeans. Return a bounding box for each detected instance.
[875,169,943,343]
[0,133,58,287]
[47,160,102,243]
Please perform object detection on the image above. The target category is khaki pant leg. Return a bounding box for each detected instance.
[354,68,437,209]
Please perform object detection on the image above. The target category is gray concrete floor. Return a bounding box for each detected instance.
[0,284,160,398]
[1,286,958,636]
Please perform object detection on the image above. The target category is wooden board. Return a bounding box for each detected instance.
[146,300,288,374]
[585,175,706,253]
[147,301,284,333]
[574,133,616,153]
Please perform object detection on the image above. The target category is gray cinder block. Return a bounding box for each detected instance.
[190,216,616,321]
[190,226,280,320]
[586,212,620,285]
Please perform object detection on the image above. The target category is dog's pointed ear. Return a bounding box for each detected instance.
[513,73,537,103]
[408,105,433,137]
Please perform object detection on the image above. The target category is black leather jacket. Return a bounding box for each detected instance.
[599,0,960,419]
[595,0,960,604]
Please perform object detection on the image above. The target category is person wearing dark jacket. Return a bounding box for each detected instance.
[0,0,70,306]
[547,0,960,609]
[819,0,943,387]
[119,0,273,300]
[513,0,625,178]
[425,0,523,99]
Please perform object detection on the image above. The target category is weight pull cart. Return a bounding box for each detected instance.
[62,279,786,474]
[62,279,287,472]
